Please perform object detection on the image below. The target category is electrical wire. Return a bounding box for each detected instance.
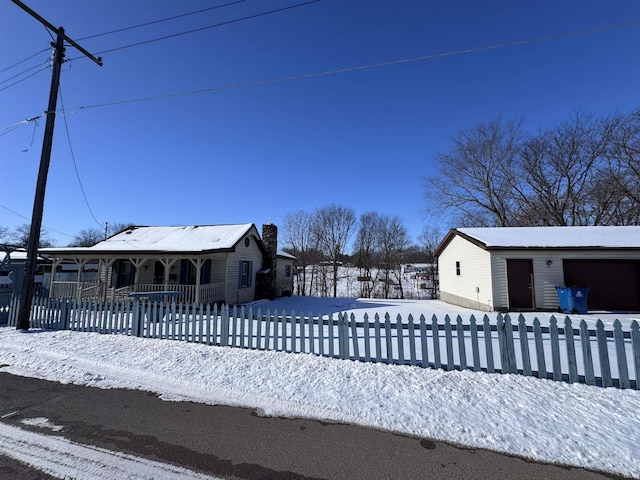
[0,60,49,86]
[0,116,44,138]
[76,0,249,41]
[68,0,321,60]
[58,86,104,230]
[0,47,49,74]
[60,19,640,114]
[4,18,640,130]
[0,204,74,239]
[0,66,49,94]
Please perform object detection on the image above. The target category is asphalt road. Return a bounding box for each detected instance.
[0,372,628,479]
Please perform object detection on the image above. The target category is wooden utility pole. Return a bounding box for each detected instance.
[12,0,102,330]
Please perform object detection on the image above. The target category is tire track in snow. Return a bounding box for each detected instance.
[0,421,221,480]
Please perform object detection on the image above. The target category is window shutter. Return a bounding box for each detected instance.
[249,261,253,287]
[238,261,243,289]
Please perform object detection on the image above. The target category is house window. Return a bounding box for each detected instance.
[285,264,292,278]
[456,261,461,276]
[239,261,252,288]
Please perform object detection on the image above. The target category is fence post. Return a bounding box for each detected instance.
[337,313,347,360]
[220,305,230,347]
[579,320,595,386]
[60,299,71,330]
[632,321,640,390]
[518,315,531,377]
[596,320,612,387]
[131,299,142,337]
[444,315,454,371]
[613,320,630,389]
[351,313,360,360]
[564,317,578,383]
[533,318,546,379]
[549,316,562,381]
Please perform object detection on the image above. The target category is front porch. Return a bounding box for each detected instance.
[49,280,225,305]
[46,254,229,306]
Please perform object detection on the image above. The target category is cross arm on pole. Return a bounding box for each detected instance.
[11,0,103,66]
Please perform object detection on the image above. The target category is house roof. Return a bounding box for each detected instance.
[435,226,640,256]
[41,224,258,256]
[277,250,296,260]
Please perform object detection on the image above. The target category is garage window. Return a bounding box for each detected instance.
[456,261,461,276]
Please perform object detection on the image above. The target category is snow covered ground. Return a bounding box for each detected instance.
[1,298,639,478]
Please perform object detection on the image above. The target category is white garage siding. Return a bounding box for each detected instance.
[438,235,494,311]
[489,252,564,310]
[490,249,640,311]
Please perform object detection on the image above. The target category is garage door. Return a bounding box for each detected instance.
[563,259,640,311]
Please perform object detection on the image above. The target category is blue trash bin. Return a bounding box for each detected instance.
[555,286,589,314]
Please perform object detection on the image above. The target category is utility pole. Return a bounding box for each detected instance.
[13,0,102,330]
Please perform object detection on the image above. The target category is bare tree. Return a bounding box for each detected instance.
[11,224,54,248]
[282,210,315,296]
[377,215,409,299]
[515,113,610,226]
[603,109,640,224]
[69,227,105,247]
[0,226,9,243]
[425,109,640,228]
[107,222,136,236]
[424,117,522,227]
[314,204,356,298]
[353,211,381,297]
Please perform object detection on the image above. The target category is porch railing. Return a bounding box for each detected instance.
[131,282,224,304]
[51,281,225,304]
[51,281,103,299]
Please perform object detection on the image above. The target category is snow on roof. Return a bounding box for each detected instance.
[43,224,256,254]
[457,226,640,249]
[277,250,296,259]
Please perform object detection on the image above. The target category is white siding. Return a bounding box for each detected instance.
[277,258,294,296]
[490,249,640,310]
[225,231,263,305]
[489,252,563,310]
[438,235,493,310]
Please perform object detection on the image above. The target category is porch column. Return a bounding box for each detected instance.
[160,258,177,290]
[100,258,116,301]
[189,258,205,305]
[49,258,59,298]
[129,258,147,292]
[74,259,87,299]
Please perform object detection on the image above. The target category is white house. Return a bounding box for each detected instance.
[435,226,640,312]
[40,223,294,306]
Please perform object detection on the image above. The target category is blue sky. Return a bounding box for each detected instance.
[2,0,640,247]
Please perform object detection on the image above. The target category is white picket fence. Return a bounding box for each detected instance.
[5,296,640,389]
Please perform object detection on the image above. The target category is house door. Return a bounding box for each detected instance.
[507,259,534,310]
[114,260,135,288]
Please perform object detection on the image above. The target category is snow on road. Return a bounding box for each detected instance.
[0,419,221,480]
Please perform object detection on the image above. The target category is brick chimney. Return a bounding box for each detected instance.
[261,223,278,299]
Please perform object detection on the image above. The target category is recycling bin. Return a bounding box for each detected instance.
[555,286,589,314]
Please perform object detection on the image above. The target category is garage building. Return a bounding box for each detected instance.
[435,226,640,312]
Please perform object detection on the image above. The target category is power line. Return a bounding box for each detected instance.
[0,58,49,86]
[0,203,74,238]
[4,18,640,130]
[60,19,640,114]
[0,65,49,93]
[0,47,49,74]
[58,85,103,229]
[69,0,321,60]
[0,116,43,138]
[76,0,249,41]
